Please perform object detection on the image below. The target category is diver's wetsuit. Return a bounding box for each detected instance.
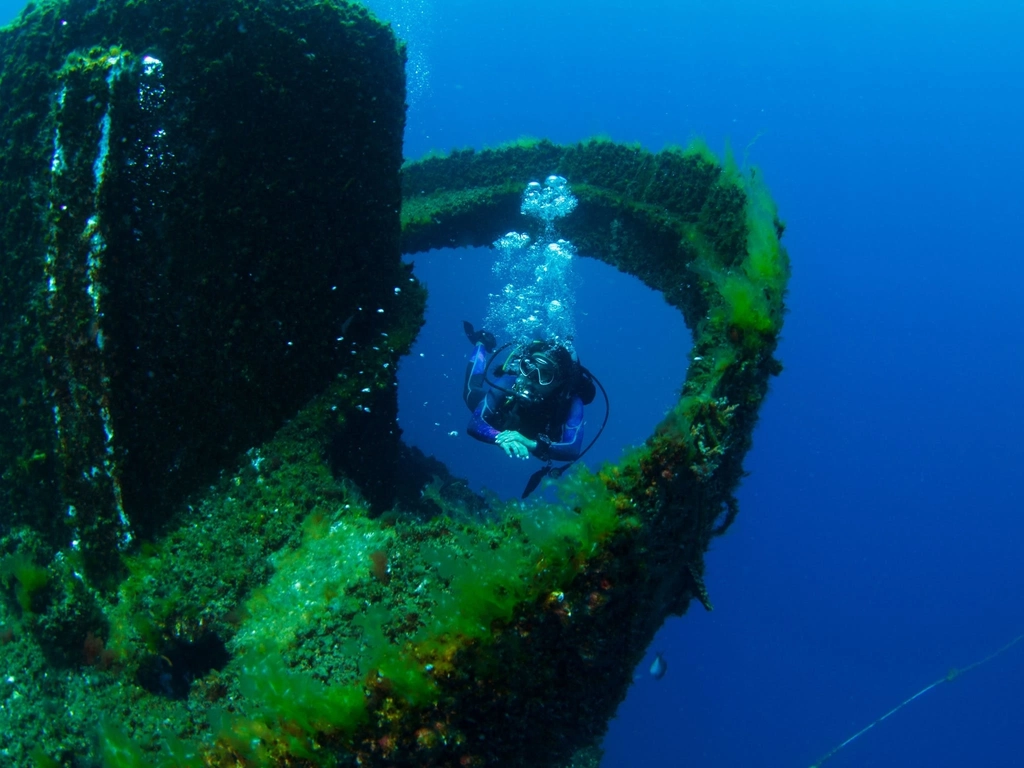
[464,344,585,461]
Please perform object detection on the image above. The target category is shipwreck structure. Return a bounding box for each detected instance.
[0,0,789,765]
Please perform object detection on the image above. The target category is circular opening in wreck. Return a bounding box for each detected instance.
[397,246,691,501]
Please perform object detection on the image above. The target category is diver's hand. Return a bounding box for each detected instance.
[495,431,538,460]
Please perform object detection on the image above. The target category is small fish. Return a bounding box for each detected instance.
[649,652,667,680]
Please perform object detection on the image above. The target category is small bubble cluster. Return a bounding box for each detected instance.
[486,177,579,346]
[363,0,434,104]
[521,175,578,235]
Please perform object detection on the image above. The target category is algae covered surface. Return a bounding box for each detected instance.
[0,0,790,765]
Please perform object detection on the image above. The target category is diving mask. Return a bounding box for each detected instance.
[520,353,558,387]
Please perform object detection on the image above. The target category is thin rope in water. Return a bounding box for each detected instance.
[808,631,1024,768]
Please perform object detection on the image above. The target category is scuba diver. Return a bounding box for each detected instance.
[463,322,606,498]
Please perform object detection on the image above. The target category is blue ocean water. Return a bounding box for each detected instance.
[3,0,1019,766]
[382,2,1024,766]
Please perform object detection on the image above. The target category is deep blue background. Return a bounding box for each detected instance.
[386,3,1024,766]
[3,0,1021,765]
[382,3,1024,766]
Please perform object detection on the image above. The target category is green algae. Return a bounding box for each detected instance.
[1,138,787,767]
[0,1,788,763]
[0,0,409,602]
[0,552,50,614]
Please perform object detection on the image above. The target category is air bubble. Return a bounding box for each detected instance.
[486,177,579,347]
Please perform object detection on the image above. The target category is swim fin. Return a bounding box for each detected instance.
[522,464,552,499]
[463,321,496,352]
[521,463,570,499]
